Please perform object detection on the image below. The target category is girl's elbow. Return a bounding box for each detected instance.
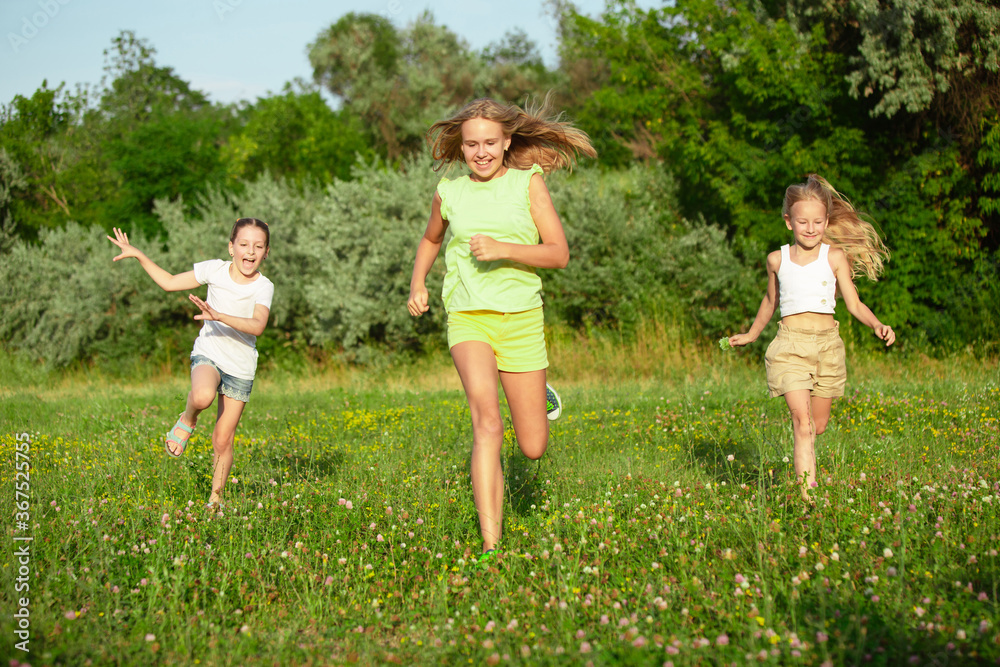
[556,249,570,269]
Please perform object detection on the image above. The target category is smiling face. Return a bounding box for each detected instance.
[229,226,269,281]
[784,199,829,251]
[460,117,510,182]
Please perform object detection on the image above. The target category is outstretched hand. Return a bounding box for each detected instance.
[106,227,142,261]
[189,294,220,322]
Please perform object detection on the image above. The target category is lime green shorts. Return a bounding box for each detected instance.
[447,307,548,372]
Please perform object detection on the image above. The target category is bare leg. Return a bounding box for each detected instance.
[168,365,219,456]
[208,393,246,505]
[783,389,816,501]
[451,342,504,552]
[811,396,834,436]
[498,369,549,460]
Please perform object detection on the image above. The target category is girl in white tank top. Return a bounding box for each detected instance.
[725,175,895,502]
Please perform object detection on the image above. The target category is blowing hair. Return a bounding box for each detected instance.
[782,174,888,281]
[230,217,270,247]
[427,96,596,174]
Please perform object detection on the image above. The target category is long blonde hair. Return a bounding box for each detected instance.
[427,97,596,174]
[783,174,889,281]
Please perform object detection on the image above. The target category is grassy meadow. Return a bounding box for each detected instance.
[1,333,998,666]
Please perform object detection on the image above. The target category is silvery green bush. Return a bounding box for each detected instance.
[0,161,761,367]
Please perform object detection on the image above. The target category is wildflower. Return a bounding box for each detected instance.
[883,548,893,558]
[727,454,735,462]
[145,634,155,642]
[914,607,926,617]
[580,642,592,654]
[345,501,353,510]
[717,634,730,646]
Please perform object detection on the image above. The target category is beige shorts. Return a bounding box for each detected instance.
[764,323,846,398]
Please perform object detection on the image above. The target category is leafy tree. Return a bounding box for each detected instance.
[308,13,558,161]
[222,82,374,186]
[0,31,238,239]
[0,82,74,239]
[554,0,997,346]
[87,31,236,237]
[0,148,27,252]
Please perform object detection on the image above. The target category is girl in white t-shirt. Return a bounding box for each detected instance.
[108,218,274,507]
[726,175,894,502]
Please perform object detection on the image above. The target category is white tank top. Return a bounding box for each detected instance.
[778,244,837,317]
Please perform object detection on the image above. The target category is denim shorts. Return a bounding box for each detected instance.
[190,355,254,403]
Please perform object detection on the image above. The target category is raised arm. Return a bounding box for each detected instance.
[831,248,895,346]
[729,250,780,347]
[107,227,200,292]
[408,193,448,317]
[467,173,569,269]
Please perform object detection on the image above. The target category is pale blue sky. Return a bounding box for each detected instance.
[0,0,640,106]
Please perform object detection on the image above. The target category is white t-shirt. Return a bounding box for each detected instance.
[190,259,274,380]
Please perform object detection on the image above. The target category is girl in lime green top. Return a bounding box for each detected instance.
[408,98,596,558]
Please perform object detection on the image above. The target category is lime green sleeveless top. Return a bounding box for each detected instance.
[438,164,545,313]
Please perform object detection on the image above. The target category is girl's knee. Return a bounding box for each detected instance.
[788,410,811,430]
[518,433,548,460]
[189,389,215,410]
[520,443,547,460]
[472,413,504,441]
[211,427,237,452]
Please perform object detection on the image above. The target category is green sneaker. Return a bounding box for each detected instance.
[545,383,562,421]
[477,548,499,570]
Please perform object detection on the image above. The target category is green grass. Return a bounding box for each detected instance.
[1,348,998,666]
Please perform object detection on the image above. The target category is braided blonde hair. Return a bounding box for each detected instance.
[427,96,596,174]
[783,174,889,281]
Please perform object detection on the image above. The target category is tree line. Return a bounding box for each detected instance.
[1,1,997,365]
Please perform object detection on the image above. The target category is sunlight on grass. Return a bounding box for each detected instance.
[0,345,997,665]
